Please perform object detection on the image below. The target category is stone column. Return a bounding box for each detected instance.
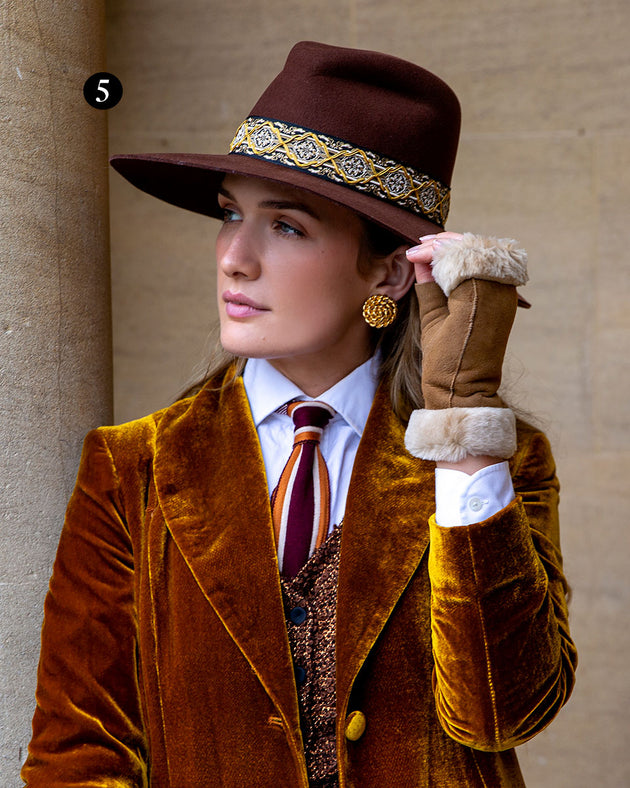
[0,0,111,780]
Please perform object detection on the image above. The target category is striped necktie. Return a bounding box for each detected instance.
[271,401,335,577]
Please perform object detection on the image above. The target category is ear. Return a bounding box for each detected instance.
[371,245,416,301]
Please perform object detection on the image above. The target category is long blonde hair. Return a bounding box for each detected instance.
[181,219,423,423]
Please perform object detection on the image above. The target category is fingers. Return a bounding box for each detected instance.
[406,232,465,284]
[409,259,434,283]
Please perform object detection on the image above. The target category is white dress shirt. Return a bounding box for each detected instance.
[242,357,515,529]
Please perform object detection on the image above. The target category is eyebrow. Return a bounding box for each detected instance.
[218,186,321,220]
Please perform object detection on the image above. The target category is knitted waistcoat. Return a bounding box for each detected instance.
[280,524,342,786]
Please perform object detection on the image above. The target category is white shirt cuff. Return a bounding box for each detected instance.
[434,461,515,527]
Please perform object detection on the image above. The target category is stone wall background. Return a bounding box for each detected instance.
[0,1,111,784]
[2,0,628,785]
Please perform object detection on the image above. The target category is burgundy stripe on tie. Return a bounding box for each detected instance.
[271,401,335,577]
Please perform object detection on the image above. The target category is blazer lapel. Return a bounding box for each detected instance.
[336,382,436,703]
[152,374,300,728]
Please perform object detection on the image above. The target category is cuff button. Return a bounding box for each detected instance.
[468,496,484,513]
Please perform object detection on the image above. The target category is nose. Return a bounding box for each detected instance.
[217,222,261,280]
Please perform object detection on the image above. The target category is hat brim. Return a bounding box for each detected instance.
[109,151,442,243]
[109,152,531,308]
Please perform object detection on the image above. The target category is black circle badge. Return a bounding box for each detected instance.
[83,72,123,110]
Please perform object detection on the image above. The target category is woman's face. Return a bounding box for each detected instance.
[216,174,386,393]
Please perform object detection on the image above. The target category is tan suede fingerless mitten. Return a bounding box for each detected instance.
[405,234,528,462]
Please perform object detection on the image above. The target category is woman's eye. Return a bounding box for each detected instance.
[274,220,304,237]
[221,207,240,223]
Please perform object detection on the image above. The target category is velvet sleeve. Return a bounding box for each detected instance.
[21,429,149,787]
[427,423,577,752]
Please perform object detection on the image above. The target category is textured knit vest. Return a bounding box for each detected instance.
[279,523,342,787]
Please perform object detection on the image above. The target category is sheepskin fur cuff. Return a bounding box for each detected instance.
[404,407,517,463]
[432,233,528,297]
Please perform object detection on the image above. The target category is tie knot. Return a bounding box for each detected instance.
[287,401,335,435]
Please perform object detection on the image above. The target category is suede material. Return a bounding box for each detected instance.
[22,371,576,787]
[415,278,518,411]
[409,276,520,460]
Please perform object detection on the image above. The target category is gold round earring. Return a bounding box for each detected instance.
[362,294,398,328]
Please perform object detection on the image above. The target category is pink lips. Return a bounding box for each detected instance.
[222,291,268,318]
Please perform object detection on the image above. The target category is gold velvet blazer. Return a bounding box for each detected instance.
[22,371,577,787]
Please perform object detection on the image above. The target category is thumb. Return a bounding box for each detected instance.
[414,281,449,335]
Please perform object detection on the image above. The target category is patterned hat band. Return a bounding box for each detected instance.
[229,116,451,227]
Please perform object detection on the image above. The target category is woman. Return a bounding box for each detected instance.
[22,41,577,787]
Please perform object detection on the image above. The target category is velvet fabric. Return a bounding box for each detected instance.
[22,370,576,787]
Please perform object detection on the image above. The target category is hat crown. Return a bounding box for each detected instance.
[250,41,461,188]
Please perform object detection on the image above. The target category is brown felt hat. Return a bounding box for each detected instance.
[110,41,461,243]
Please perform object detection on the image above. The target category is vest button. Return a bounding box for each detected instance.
[294,665,307,685]
[345,710,366,741]
[289,606,307,624]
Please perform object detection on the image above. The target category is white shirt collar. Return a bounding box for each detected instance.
[242,356,380,437]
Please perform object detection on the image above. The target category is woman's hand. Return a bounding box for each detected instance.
[405,232,465,283]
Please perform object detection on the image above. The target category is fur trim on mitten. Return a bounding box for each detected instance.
[431,233,528,296]
[404,407,517,463]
